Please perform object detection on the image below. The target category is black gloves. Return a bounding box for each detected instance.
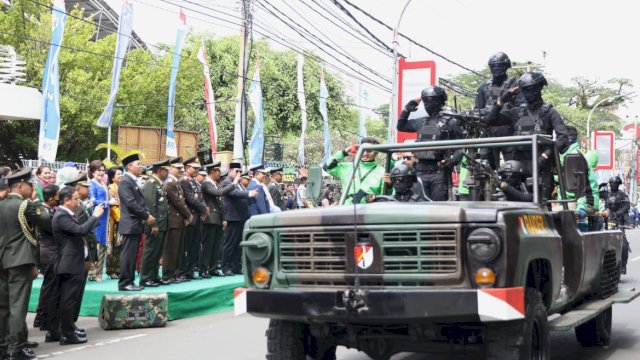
[440,157,459,169]
[404,99,419,112]
[537,155,548,169]
[499,91,515,105]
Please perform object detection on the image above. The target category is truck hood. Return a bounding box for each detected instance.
[246,201,538,228]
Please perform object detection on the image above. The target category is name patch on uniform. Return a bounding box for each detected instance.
[518,215,552,236]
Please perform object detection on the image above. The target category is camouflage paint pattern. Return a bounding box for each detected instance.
[98,293,168,330]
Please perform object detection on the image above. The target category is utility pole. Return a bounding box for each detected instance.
[233,0,251,163]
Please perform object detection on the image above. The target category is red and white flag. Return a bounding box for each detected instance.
[197,41,217,160]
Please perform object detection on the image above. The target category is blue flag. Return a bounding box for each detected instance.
[96,0,133,128]
[248,63,264,166]
[38,0,67,162]
[166,9,188,157]
[319,71,331,165]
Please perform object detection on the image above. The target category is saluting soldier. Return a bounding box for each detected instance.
[0,167,49,360]
[139,160,171,287]
[179,157,209,280]
[267,167,286,211]
[163,158,192,283]
[200,162,237,277]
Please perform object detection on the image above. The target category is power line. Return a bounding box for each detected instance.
[328,0,395,56]
[338,0,487,78]
[257,0,390,85]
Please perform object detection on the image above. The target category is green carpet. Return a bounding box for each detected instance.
[29,275,246,321]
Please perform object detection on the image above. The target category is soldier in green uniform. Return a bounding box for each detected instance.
[0,167,49,360]
[140,160,170,287]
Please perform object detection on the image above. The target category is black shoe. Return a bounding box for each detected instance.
[24,342,37,349]
[6,348,36,360]
[141,281,159,287]
[32,317,41,329]
[200,272,212,279]
[223,269,235,276]
[158,279,172,286]
[177,275,191,282]
[171,276,185,283]
[74,330,87,339]
[59,334,87,345]
[186,273,202,280]
[45,332,61,343]
[212,268,225,277]
[119,284,144,291]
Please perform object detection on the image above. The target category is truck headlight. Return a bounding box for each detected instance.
[241,233,273,264]
[467,228,501,263]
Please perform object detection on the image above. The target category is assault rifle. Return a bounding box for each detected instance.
[460,152,501,201]
[441,109,489,139]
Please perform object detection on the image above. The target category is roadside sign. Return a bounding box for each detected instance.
[593,131,615,170]
[396,59,437,143]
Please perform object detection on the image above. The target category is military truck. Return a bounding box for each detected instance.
[235,135,639,360]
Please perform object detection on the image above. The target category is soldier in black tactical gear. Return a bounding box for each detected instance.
[475,52,525,166]
[397,86,463,201]
[487,72,569,202]
[497,160,532,202]
[605,176,631,274]
[389,163,429,202]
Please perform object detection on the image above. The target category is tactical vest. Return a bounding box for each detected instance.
[607,191,622,212]
[514,103,552,136]
[416,115,452,160]
[483,77,516,107]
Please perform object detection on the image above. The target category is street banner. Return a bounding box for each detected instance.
[593,131,615,170]
[297,53,307,164]
[248,61,264,166]
[96,0,133,128]
[319,69,331,165]
[197,41,217,160]
[394,58,437,143]
[166,9,188,157]
[38,0,67,162]
[358,82,368,138]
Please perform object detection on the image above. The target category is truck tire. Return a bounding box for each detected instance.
[266,320,337,360]
[575,307,612,347]
[486,288,550,360]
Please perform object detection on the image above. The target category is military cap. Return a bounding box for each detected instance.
[240,169,250,179]
[65,172,89,187]
[183,156,200,168]
[5,167,33,186]
[251,164,268,174]
[269,167,283,175]
[197,167,208,176]
[122,153,140,167]
[151,159,171,171]
[229,161,242,169]
[169,157,184,168]
[204,161,222,173]
[219,169,229,179]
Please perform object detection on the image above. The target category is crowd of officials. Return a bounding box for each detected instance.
[0,154,299,359]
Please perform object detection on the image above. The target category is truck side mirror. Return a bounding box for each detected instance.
[563,153,588,198]
[306,165,323,202]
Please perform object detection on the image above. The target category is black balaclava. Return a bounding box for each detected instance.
[423,98,442,117]
[521,84,544,109]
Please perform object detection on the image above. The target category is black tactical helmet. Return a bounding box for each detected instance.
[518,72,548,89]
[390,163,416,182]
[488,52,512,69]
[609,176,622,185]
[498,160,525,177]
[420,86,447,104]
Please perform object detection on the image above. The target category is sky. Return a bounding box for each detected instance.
[104,0,640,121]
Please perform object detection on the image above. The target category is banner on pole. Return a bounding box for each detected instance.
[319,69,331,165]
[248,61,264,166]
[395,59,437,143]
[197,41,217,160]
[297,53,307,164]
[38,0,67,162]
[358,82,368,139]
[166,9,188,157]
[96,0,133,128]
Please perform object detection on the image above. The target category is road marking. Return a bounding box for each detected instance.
[36,334,147,358]
[631,256,640,262]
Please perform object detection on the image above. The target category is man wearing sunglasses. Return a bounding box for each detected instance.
[324,137,391,204]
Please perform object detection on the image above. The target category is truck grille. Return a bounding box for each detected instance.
[278,229,459,275]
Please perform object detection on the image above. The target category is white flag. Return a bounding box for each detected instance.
[297,53,307,164]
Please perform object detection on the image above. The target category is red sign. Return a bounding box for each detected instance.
[593,131,615,170]
[396,59,437,143]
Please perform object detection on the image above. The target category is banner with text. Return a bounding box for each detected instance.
[248,62,264,166]
[166,9,188,157]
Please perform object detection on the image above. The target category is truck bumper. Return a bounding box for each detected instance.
[234,287,525,323]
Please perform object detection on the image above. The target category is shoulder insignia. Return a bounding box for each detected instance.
[35,207,42,216]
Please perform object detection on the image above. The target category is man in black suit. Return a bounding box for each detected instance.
[118,154,154,291]
[49,186,103,345]
[267,167,286,211]
[221,163,257,275]
[179,157,209,279]
[199,162,236,277]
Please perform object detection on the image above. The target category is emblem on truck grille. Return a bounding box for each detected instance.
[354,244,374,270]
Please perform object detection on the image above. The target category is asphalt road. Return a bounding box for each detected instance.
[27,230,640,359]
